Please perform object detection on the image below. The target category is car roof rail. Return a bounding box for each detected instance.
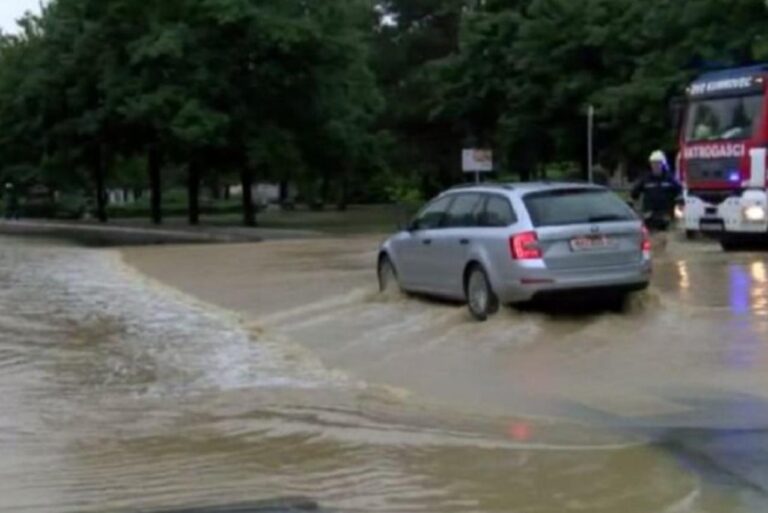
[447,182,514,191]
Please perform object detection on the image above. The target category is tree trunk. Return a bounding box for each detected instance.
[93,144,108,223]
[223,185,230,200]
[188,158,201,226]
[618,157,634,187]
[210,171,221,200]
[518,143,535,182]
[240,166,256,227]
[279,180,289,205]
[148,146,162,225]
[320,172,331,208]
[579,135,589,181]
[518,163,532,182]
[336,172,349,212]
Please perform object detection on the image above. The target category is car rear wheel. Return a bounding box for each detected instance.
[378,255,400,294]
[466,266,499,322]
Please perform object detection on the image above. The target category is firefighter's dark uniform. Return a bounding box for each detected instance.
[630,173,682,218]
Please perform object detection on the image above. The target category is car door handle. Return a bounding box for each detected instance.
[459,239,470,246]
[422,239,432,245]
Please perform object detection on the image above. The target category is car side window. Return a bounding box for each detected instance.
[412,196,454,230]
[480,195,516,227]
[444,193,484,228]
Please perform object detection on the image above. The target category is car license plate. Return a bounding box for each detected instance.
[570,235,614,252]
[699,219,724,232]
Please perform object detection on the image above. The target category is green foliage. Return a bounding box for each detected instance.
[384,174,425,206]
[0,0,384,223]
[106,196,242,218]
[437,0,768,175]
[16,192,88,219]
[2,0,768,225]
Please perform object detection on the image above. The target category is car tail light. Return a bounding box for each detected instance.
[641,226,652,253]
[510,231,542,260]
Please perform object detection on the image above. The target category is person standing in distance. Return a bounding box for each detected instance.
[631,150,682,231]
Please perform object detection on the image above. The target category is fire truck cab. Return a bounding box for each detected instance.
[680,65,768,249]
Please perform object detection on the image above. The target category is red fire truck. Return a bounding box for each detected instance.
[679,65,768,249]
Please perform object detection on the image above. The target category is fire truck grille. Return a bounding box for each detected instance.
[688,189,740,205]
[686,158,741,185]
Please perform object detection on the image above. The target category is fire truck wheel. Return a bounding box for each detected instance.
[720,235,745,252]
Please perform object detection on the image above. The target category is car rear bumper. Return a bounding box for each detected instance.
[495,262,652,303]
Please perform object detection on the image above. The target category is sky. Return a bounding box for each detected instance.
[0,0,42,34]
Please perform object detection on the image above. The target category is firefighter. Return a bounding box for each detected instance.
[630,150,682,230]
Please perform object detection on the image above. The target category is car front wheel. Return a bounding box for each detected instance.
[466,265,499,322]
[378,255,400,294]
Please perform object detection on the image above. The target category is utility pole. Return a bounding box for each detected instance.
[587,105,595,183]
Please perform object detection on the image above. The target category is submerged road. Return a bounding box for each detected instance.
[1,232,768,512]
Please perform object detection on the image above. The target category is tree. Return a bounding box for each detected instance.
[0,23,49,190]
[298,0,384,210]
[438,0,768,179]
[373,0,472,196]
[35,0,142,222]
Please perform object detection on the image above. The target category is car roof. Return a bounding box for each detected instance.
[444,181,606,196]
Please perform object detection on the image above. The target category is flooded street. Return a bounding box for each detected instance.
[3,234,768,512]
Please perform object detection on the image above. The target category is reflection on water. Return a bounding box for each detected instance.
[677,260,691,291]
[729,265,752,315]
[750,262,768,316]
[3,235,768,512]
[752,262,767,284]
[668,252,768,317]
[0,237,704,513]
[725,261,768,316]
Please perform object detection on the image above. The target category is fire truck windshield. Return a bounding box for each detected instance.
[685,94,764,142]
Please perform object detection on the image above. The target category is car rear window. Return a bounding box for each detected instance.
[523,189,637,227]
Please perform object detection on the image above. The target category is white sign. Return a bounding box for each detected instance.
[462,149,493,172]
[690,77,755,96]
[683,143,746,160]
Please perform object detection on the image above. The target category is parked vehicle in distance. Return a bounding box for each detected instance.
[378,182,652,320]
[676,65,768,249]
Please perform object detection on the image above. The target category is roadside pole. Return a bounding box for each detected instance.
[587,105,594,183]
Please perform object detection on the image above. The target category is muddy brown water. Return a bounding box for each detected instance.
[2,234,768,512]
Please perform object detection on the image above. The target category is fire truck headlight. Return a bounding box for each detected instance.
[744,205,766,222]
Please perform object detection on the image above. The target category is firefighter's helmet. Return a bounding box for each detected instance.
[649,150,667,163]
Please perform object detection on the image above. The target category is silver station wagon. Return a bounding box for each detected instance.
[378,182,652,320]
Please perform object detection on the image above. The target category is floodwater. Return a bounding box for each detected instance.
[2,234,768,512]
